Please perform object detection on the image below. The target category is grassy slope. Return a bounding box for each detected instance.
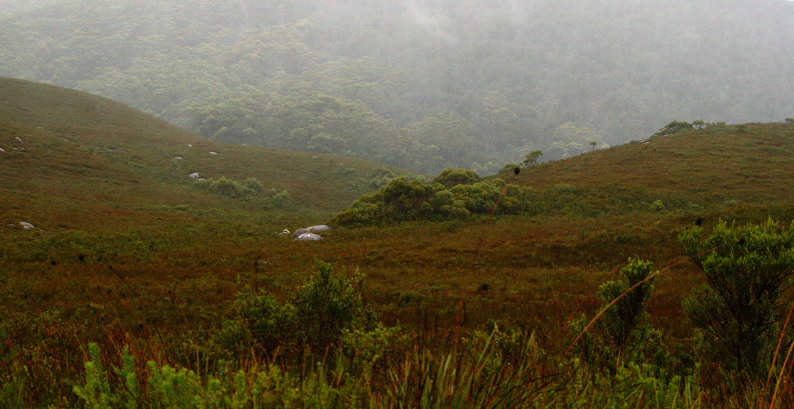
[314,123,794,336]
[509,123,794,206]
[0,76,407,232]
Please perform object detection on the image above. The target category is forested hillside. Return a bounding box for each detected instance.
[2,0,793,174]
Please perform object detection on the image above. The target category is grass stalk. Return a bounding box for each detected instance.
[763,303,794,407]
[769,339,794,409]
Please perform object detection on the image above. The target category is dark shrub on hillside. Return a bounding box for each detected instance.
[498,163,521,175]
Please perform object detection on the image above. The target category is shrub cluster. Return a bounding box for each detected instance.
[216,260,377,358]
[334,167,704,226]
[332,169,534,226]
[193,176,292,208]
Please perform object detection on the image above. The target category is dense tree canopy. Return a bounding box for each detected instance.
[2,0,793,174]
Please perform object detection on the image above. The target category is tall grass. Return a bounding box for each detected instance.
[65,331,707,409]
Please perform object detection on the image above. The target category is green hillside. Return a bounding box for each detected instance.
[330,121,794,229]
[510,122,794,207]
[0,76,408,231]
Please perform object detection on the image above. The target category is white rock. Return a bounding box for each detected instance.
[279,229,290,236]
[19,222,35,230]
[187,144,193,147]
[294,233,322,241]
[174,156,183,160]
[291,228,310,239]
[15,137,23,143]
[209,151,218,155]
[189,172,200,178]
[0,148,5,153]
[307,225,332,233]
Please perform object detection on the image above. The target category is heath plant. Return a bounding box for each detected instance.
[679,219,794,383]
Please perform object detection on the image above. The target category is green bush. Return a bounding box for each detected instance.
[272,190,292,208]
[570,259,667,371]
[210,176,253,198]
[292,261,376,353]
[433,168,481,188]
[340,324,408,377]
[73,343,139,409]
[679,219,794,380]
[212,318,254,358]
[243,177,266,195]
[332,175,534,225]
[599,259,656,351]
[192,176,291,205]
[233,289,296,355]
[650,199,665,212]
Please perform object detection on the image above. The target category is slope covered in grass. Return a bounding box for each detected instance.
[508,123,794,208]
[0,76,408,231]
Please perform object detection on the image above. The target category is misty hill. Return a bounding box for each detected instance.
[0,76,407,231]
[1,0,792,174]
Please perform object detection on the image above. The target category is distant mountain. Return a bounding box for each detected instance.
[1,0,793,173]
[0,76,408,231]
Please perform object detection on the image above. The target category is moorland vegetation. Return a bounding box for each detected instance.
[3,79,794,407]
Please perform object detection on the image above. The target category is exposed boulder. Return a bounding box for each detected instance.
[288,225,332,241]
[294,233,323,241]
[307,225,332,233]
[291,228,310,239]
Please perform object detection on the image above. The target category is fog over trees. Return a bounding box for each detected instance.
[2,0,793,174]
